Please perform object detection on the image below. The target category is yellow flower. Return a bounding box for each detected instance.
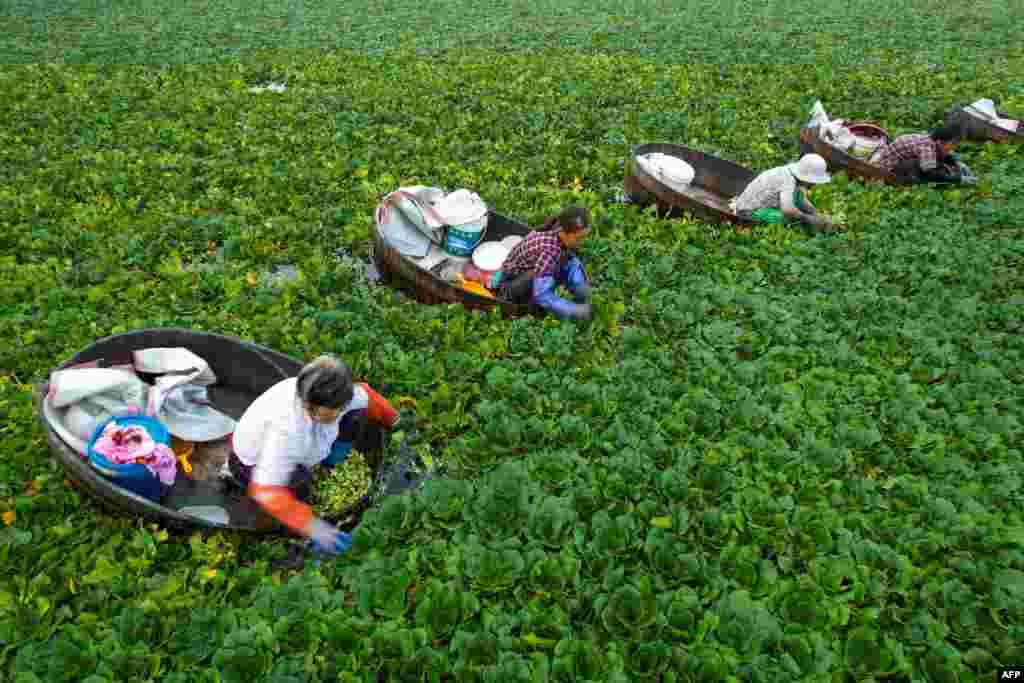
[2,511,14,527]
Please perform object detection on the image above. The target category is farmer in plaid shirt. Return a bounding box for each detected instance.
[870,124,963,184]
[491,206,594,321]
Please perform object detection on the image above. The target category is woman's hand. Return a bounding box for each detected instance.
[574,302,594,321]
[307,518,353,555]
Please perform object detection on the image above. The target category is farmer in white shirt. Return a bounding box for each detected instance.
[733,153,836,233]
[226,355,399,555]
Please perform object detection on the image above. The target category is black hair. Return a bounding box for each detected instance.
[296,355,354,409]
[930,124,962,143]
[542,205,592,233]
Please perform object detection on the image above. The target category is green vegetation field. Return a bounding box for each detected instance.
[2,0,1023,681]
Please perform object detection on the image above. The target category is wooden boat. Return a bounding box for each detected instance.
[371,210,544,318]
[944,104,1022,144]
[799,125,899,185]
[34,328,426,535]
[622,143,759,226]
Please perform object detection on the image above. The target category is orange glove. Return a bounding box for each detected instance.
[359,383,399,428]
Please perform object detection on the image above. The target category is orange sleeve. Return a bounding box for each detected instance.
[359,383,399,427]
[249,482,314,535]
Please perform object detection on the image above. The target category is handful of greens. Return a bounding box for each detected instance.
[311,453,374,517]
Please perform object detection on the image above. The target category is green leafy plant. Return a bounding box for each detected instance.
[2,4,1023,681]
[415,578,481,638]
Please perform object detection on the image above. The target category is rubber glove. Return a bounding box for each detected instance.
[307,518,353,556]
[533,275,591,320]
[563,257,592,302]
[324,439,353,468]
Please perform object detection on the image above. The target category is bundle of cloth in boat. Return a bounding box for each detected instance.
[634,152,696,192]
[414,234,528,301]
[964,98,1019,132]
[43,347,238,498]
[807,100,889,160]
[87,415,177,501]
[376,186,489,260]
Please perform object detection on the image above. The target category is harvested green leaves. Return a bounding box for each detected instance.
[310,453,373,517]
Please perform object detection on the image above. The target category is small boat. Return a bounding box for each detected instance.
[622,143,759,226]
[801,124,977,187]
[799,125,899,185]
[944,103,1022,144]
[34,328,428,535]
[371,210,544,317]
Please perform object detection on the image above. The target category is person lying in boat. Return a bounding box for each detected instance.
[868,124,963,185]
[225,355,399,555]
[733,153,836,233]
[490,206,594,321]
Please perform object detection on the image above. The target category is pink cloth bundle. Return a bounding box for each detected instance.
[92,422,177,485]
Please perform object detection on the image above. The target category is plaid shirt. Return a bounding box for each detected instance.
[501,230,564,279]
[871,134,942,173]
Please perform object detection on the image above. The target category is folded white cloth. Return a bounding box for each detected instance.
[635,152,695,191]
[965,99,1019,131]
[966,98,998,120]
[45,367,150,454]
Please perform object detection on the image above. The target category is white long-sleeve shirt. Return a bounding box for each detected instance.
[233,377,368,487]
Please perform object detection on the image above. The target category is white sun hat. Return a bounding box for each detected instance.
[157,385,237,442]
[789,154,831,184]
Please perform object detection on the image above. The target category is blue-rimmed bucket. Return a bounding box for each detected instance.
[443,215,488,257]
[87,415,172,502]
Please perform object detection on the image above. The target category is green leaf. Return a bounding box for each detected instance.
[82,557,122,585]
[650,516,672,529]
